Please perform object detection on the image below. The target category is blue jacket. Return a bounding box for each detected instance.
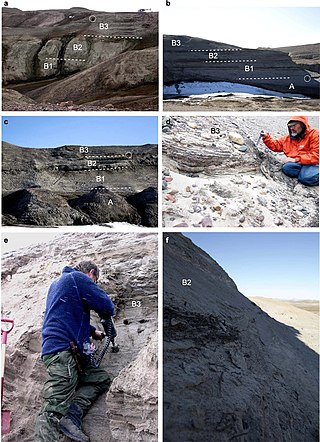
[42,266,115,356]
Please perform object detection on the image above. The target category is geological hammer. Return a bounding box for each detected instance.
[255,130,265,147]
[255,131,265,147]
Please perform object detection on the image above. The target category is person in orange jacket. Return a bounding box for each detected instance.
[261,116,319,186]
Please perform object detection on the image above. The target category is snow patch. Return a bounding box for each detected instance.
[164,81,309,99]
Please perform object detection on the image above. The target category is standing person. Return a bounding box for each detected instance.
[34,261,115,442]
[261,116,319,186]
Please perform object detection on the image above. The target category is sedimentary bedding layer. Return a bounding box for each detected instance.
[163,35,319,99]
[163,233,319,441]
[1,232,158,442]
[2,142,158,227]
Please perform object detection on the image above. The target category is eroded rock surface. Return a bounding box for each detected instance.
[69,188,142,225]
[2,142,158,227]
[274,43,320,79]
[163,233,319,441]
[107,332,157,441]
[127,187,158,227]
[2,188,88,226]
[2,8,158,111]
[1,232,158,442]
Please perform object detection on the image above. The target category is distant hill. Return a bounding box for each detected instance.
[274,43,320,76]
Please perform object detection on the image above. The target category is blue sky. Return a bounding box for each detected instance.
[2,116,158,148]
[164,6,320,48]
[183,233,319,300]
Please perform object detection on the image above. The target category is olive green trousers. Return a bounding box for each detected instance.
[34,350,111,442]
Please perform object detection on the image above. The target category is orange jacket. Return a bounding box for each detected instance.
[262,116,319,165]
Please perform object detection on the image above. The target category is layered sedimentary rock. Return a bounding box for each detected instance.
[162,118,258,174]
[163,35,319,98]
[107,332,158,441]
[1,232,158,442]
[162,116,319,228]
[163,233,319,441]
[2,8,158,110]
[2,142,158,227]
[275,43,320,77]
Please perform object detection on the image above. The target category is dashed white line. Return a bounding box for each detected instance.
[83,34,142,40]
[205,60,257,63]
[238,76,291,80]
[85,155,130,159]
[190,48,242,52]
[90,186,132,191]
[82,166,129,171]
[53,166,129,172]
[45,57,86,62]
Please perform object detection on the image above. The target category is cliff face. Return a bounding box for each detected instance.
[2,142,158,227]
[163,233,319,441]
[163,35,319,99]
[1,232,158,442]
[2,8,158,110]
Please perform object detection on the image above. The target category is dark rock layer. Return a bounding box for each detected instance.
[163,233,319,441]
[2,188,87,226]
[2,142,158,227]
[127,187,158,227]
[69,188,142,225]
[163,35,319,98]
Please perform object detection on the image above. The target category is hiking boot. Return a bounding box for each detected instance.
[60,416,90,442]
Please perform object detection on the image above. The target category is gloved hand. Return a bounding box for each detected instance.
[260,130,267,139]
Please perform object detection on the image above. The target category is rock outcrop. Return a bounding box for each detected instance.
[163,35,319,99]
[162,117,258,175]
[2,8,158,111]
[163,233,319,441]
[1,232,158,442]
[2,142,158,227]
[69,188,142,225]
[162,116,319,228]
[107,332,157,441]
[274,43,320,78]
[2,188,89,226]
[127,187,158,227]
